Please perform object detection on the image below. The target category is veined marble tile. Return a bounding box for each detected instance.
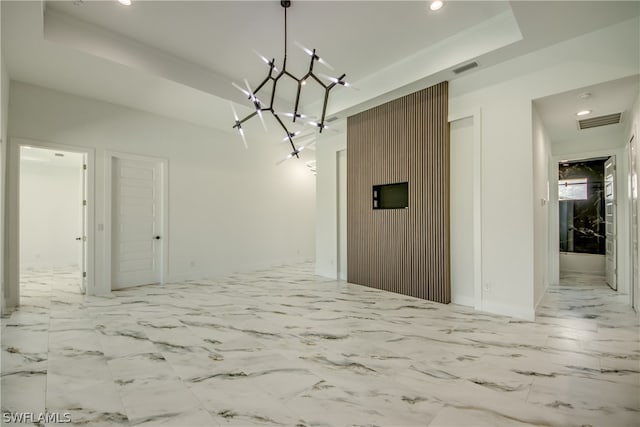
[118,380,201,424]
[0,369,47,415]
[189,379,302,426]
[131,409,218,427]
[1,267,637,427]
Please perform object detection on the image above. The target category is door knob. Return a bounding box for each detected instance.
[154,236,161,240]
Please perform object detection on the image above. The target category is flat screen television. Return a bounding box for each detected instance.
[372,182,408,209]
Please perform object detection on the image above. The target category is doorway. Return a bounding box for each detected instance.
[557,157,615,286]
[19,146,87,298]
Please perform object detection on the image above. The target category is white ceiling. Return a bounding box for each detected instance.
[44,1,511,84]
[2,1,640,139]
[534,75,640,143]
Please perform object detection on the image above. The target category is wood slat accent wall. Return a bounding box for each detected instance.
[346,81,450,303]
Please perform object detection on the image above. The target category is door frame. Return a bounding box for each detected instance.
[549,148,630,297]
[336,149,347,281]
[628,131,639,312]
[604,156,617,290]
[6,137,96,307]
[104,151,169,290]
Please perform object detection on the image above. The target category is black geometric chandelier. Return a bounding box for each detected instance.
[230,0,350,161]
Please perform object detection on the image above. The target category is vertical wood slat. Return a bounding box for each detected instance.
[347,81,450,304]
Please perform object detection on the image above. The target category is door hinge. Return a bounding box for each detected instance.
[83,164,87,170]
[83,272,87,278]
[83,200,87,206]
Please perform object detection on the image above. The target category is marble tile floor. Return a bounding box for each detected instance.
[1,266,639,426]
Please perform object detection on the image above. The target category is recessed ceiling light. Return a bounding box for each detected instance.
[578,92,592,99]
[576,110,592,116]
[430,1,444,11]
[117,0,132,6]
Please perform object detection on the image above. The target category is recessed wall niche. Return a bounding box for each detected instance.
[347,82,450,303]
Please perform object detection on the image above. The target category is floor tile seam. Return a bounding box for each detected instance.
[81,306,133,426]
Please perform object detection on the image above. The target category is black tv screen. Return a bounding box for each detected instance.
[373,182,408,209]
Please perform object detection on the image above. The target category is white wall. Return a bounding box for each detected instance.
[559,253,605,275]
[6,82,316,302]
[315,132,346,279]
[532,106,551,308]
[19,152,83,270]
[553,131,627,157]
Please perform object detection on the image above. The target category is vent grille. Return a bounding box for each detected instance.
[578,113,622,130]
[453,61,478,74]
[326,116,338,123]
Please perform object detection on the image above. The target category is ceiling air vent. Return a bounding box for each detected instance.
[452,61,478,74]
[326,116,338,123]
[578,113,622,130]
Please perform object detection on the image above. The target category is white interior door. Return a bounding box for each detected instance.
[80,157,88,294]
[605,156,617,290]
[112,157,162,289]
[337,150,347,280]
[450,117,475,306]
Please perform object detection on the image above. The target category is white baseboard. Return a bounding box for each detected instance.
[481,300,535,321]
[451,294,474,308]
[314,267,338,280]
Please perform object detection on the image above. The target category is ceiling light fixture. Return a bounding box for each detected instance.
[117,0,132,6]
[231,0,350,162]
[576,110,592,116]
[430,1,444,11]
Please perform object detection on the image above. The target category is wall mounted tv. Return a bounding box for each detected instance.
[372,182,408,209]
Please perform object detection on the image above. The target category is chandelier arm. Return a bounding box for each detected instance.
[326,73,347,90]
[319,89,330,132]
[309,73,328,89]
[293,81,304,122]
[307,51,316,74]
[283,70,298,81]
[269,81,278,110]
[273,113,298,152]
[233,111,259,128]
[254,75,272,95]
